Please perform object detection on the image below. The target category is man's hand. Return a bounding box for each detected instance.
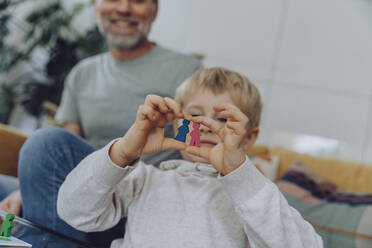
[110,95,187,167]
[0,189,22,216]
[185,103,249,175]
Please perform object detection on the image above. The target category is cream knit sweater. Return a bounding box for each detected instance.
[58,140,323,248]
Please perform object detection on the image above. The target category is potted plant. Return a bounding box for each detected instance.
[0,0,106,124]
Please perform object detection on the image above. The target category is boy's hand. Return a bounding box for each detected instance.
[185,103,249,175]
[110,95,186,167]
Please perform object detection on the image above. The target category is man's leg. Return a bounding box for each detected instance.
[18,126,125,248]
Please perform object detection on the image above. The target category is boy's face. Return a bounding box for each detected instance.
[173,89,258,164]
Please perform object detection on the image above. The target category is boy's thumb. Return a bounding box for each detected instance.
[162,138,186,151]
[185,146,210,161]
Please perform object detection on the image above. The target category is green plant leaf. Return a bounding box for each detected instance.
[1,1,107,118]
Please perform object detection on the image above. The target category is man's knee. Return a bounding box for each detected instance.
[20,126,71,156]
[18,127,72,177]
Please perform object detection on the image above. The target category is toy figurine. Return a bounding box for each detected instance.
[189,122,201,147]
[174,119,190,142]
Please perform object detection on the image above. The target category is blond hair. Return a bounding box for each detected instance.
[175,67,263,131]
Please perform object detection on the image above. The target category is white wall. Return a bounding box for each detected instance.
[150,0,372,164]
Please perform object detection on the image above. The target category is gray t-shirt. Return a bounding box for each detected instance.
[55,45,201,164]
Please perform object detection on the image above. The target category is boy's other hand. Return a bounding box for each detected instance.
[185,103,248,175]
[110,95,187,167]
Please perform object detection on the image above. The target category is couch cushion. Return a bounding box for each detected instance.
[282,193,372,248]
[278,162,372,248]
[0,124,27,177]
[270,147,372,193]
[280,161,372,205]
[245,145,269,156]
[249,154,279,182]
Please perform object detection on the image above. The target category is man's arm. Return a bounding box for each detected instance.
[63,123,84,137]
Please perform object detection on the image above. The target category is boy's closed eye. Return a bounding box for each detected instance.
[217,118,227,123]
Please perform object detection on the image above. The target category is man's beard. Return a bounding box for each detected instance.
[97,14,153,50]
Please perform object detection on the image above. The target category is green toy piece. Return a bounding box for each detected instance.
[0,213,15,238]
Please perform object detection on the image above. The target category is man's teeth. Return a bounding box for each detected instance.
[112,20,137,25]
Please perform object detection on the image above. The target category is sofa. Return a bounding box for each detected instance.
[0,124,27,177]
[246,145,372,193]
[1,124,372,247]
[246,145,372,248]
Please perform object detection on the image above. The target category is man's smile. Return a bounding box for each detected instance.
[107,17,140,34]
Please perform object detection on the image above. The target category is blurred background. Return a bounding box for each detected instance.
[1,0,372,164]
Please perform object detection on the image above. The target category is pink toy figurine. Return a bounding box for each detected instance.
[189,122,201,147]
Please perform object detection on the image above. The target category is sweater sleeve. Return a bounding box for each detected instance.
[57,139,148,232]
[218,156,323,248]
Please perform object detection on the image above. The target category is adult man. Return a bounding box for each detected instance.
[0,0,201,246]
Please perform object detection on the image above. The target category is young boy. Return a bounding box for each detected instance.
[57,68,323,248]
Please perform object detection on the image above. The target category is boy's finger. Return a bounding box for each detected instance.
[145,95,169,113]
[138,105,161,122]
[220,110,249,127]
[215,104,249,123]
[219,110,238,121]
[214,103,240,112]
[189,116,222,133]
[226,122,247,136]
[182,110,192,120]
[162,138,187,151]
[164,97,183,118]
[184,146,210,161]
[165,112,176,123]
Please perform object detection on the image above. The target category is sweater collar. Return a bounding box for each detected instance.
[159,160,219,177]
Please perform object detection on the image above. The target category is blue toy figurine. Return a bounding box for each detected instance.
[174,119,190,142]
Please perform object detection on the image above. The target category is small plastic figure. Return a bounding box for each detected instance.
[189,122,201,147]
[174,119,190,142]
[0,213,15,238]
